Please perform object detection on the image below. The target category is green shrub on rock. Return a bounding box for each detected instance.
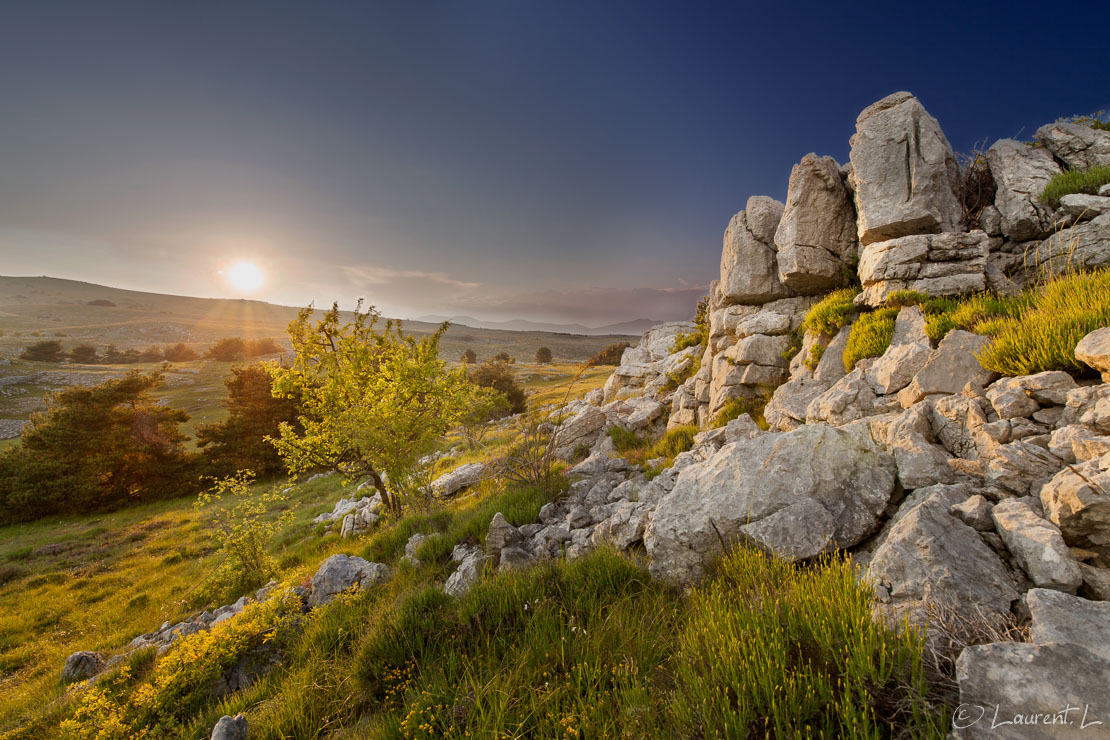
[842,307,899,371]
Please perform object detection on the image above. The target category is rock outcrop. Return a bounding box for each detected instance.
[848,92,962,245]
[646,424,896,583]
[774,153,858,294]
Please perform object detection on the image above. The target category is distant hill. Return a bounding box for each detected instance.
[416,314,659,336]
[0,276,638,362]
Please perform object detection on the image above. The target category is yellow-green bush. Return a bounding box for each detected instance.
[842,307,899,371]
[802,287,861,337]
[58,590,304,738]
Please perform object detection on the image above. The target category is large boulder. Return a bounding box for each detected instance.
[848,92,962,246]
[309,554,389,607]
[985,138,1060,241]
[719,196,789,305]
[61,651,104,684]
[898,330,995,406]
[1028,588,1110,662]
[431,462,488,497]
[646,424,896,584]
[868,485,1019,625]
[1040,455,1110,557]
[992,498,1082,593]
[1036,120,1110,170]
[954,642,1110,739]
[857,231,995,306]
[774,153,858,294]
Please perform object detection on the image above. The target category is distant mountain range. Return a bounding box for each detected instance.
[416,315,659,336]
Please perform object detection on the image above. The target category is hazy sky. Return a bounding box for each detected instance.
[1,1,1107,325]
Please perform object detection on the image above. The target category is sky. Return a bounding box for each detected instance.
[1,1,1108,327]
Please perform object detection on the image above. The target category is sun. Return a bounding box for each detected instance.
[224,261,264,292]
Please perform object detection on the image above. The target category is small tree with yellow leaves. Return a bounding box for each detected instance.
[267,301,474,514]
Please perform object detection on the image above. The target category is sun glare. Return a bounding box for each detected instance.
[224,261,264,292]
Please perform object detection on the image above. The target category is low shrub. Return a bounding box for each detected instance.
[1039,164,1110,208]
[842,307,899,371]
[586,343,630,367]
[802,287,860,338]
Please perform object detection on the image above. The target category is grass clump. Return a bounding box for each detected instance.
[978,268,1110,375]
[842,307,899,371]
[802,287,861,337]
[606,425,647,453]
[612,425,699,474]
[671,547,945,737]
[1039,164,1110,208]
[714,396,769,430]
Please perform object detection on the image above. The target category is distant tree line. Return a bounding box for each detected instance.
[17,337,283,365]
[587,342,631,366]
[0,322,532,522]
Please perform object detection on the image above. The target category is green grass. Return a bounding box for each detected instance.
[0,473,350,732]
[1039,164,1110,208]
[714,396,769,430]
[46,546,947,738]
[842,308,899,371]
[802,287,861,338]
[978,268,1110,375]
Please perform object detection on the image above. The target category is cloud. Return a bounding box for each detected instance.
[341,264,481,290]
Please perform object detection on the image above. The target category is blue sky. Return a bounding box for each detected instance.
[1,1,1107,325]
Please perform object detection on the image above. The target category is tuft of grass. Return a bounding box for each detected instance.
[1039,164,1110,208]
[802,287,861,338]
[842,307,899,371]
[606,425,647,453]
[978,268,1110,375]
[640,425,699,478]
[714,396,769,430]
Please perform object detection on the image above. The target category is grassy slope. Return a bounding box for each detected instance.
[0,363,610,733]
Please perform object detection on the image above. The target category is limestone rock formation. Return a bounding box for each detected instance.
[646,424,896,584]
[431,462,488,497]
[1036,120,1110,170]
[718,196,789,304]
[857,231,996,306]
[309,554,389,607]
[985,138,1060,241]
[868,485,1019,625]
[848,92,962,246]
[774,153,858,294]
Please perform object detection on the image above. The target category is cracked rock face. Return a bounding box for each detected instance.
[848,92,962,246]
[985,138,1059,241]
[718,196,790,305]
[774,153,858,294]
[645,424,896,584]
[1036,120,1110,170]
